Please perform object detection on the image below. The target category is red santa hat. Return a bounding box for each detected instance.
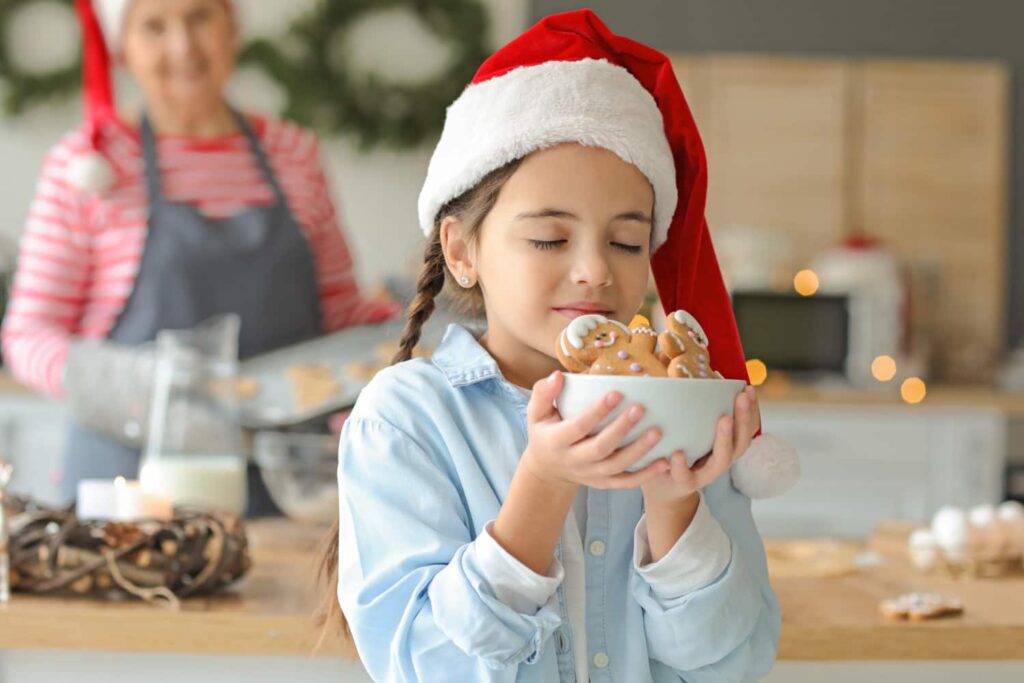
[67,0,232,194]
[419,9,799,498]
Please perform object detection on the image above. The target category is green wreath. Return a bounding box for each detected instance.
[242,0,490,150]
[0,0,490,150]
[0,0,80,115]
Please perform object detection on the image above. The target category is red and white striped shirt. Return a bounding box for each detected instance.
[2,114,399,398]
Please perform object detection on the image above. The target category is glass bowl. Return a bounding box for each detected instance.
[253,431,339,524]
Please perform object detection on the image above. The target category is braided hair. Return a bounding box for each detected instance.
[316,157,523,643]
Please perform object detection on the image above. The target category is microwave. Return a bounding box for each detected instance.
[731,291,850,377]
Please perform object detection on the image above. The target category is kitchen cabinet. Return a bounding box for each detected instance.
[669,54,1009,382]
[754,401,1007,538]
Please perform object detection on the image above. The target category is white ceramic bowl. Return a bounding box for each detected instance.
[555,374,746,471]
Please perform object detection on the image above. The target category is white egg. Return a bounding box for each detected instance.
[909,528,937,548]
[907,528,938,570]
[997,500,1024,521]
[969,504,997,528]
[931,506,969,552]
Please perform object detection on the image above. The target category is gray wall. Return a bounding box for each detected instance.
[532,0,1023,350]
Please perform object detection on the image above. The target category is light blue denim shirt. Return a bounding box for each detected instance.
[336,324,780,682]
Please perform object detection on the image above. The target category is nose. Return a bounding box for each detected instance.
[571,246,613,288]
[166,22,199,61]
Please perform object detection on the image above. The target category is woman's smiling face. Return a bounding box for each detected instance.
[443,143,655,386]
[120,0,237,117]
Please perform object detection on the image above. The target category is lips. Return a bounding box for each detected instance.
[553,302,613,319]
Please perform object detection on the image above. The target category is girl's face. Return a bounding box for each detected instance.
[447,143,655,387]
[121,0,237,117]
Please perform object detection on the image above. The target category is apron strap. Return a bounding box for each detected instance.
[139,109,292,209]
[139,114,164,204]
[230,109,291,208]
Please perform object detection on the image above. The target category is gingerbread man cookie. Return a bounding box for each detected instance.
[557,314,668,377]
[657,309,723,380]
[878,592,964,621]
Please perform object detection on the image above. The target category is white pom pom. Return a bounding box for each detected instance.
[65,150,115,194]
[731,433,800,499]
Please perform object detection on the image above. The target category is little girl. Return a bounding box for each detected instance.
[323,9,795,682]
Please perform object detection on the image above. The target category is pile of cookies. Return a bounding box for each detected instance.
[556,310,724,379]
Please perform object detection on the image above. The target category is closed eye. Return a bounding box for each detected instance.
[529,239,567,251]
[612,242,643,254]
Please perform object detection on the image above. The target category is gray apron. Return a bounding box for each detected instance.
[60,110,322,515]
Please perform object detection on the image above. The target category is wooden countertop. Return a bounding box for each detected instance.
[2,519,1023,660]
[773,521,1024,660]
[0,519,356,658]
[757,381,1024,417]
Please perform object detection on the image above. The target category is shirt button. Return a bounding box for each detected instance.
[593,652,610,669]
[555,631,568,654]
[589,539,606,557]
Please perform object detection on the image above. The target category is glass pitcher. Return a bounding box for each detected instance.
[139,314,247,516]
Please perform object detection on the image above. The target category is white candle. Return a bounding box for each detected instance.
[113,477,173,522]
[76,479,119,520]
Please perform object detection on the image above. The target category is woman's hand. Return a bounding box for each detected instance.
[520,371,669,491]
[640,385,761,508]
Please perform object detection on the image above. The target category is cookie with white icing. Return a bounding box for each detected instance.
[657,309,723,379]
[556,314,667,377]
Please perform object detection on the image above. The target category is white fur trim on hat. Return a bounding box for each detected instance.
[66,150,116,194]
[94,0,132,50]
[731,433,801,499]
[419,58,677,249]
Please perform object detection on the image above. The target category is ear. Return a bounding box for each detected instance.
[440,216,476,283]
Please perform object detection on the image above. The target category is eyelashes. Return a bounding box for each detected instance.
[528,240,643,254]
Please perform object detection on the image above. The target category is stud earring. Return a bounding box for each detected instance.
[460,275,471,287]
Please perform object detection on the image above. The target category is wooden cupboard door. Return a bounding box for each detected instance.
[698,57,851,263]
[856,61,1010,380]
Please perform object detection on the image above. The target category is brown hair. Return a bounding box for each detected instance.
[315,158,524,644]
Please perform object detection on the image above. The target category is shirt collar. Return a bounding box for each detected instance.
[431,324,504,387]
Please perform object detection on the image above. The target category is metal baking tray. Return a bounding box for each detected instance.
[233,310,474,429]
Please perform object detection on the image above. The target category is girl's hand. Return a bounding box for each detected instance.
[640,385,761,508]
[521,371,670,491]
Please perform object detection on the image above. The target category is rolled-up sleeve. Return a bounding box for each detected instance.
[633,493,732,602]
[336,417,563,682]
[630,478,781,682]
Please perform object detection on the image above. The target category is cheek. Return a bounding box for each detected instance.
[201,29,236,74]
[124,46,167,85]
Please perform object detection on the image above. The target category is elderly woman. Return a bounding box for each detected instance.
[1,0,397,511]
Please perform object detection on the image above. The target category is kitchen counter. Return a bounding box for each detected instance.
[0,520,355,658]
[773,522,1024,660]
[757,381,1024,417]
[2,520,1022,661]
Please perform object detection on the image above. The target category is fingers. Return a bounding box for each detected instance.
[732,389,756,457]
[554,390,624,443]
[600,458,670,489]
[590,426,663,477]
[583,403,646,460]
[527,371,564,424]
[748,386,763,435]
[691,416,735,486]
[666,451,698,490]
